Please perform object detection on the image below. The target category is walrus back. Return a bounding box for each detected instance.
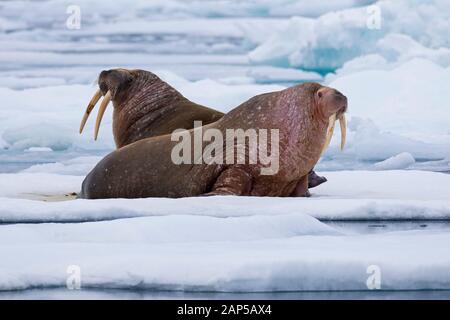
[79,135,219,199]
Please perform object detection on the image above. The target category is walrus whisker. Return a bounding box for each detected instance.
[339,114,346,150]
[94,90,111,140]
[79,89,102,134]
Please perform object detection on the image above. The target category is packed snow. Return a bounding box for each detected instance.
[1,0,450,294]
[373,152,415,170]
[1,168,450,291]
[1,170,449,223]
[1,226,450,292]
[249,0,450,70]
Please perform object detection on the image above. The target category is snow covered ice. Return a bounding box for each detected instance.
[1,0,450,295]
[1,168,450,291]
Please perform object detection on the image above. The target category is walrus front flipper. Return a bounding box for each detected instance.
[202,167,252,196]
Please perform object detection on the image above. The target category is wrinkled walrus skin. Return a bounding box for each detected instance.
[80,68,327,189]
[80,69,223,148]
[79,82,347,199]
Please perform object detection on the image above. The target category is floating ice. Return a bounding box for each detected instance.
[1,59,449,164]
[324,59,450,161]
[24,147,53,153]
[249,0,450,71]
[0,169,450,292]
[1,170,450,222]
[22,156,101,175]
[373,152,415,170]
[246,66,322,83]
[1,183,450,292]
[1,227,450,292]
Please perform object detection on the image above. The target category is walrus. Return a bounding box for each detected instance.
[79,68,327,188]
[79,82,347,199]
[79,69,223,148]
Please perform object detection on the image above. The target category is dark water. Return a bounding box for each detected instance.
[325,220,450,234]
[2,288,450,300]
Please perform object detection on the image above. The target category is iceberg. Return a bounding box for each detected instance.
[249,0,450,71]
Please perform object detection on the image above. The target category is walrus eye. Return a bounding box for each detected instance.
[317,91,323,98]
[99,82,108,93]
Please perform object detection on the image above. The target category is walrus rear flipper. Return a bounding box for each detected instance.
[202,167,252,196]
[308,170,327,188]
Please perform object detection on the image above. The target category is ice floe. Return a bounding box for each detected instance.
[1,170,449,223]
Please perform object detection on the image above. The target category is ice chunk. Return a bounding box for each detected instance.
[249,1,450,70]
[376,34,450,67]
[269,0,376,18]
[2,124,74,151]
[325,59,450,160]
[0,213,339,245]
[24,147,53,152]
[0,219,449,291]
[22,156,101,175]
[162,77,284,112]
[246,66,322,83]
[373,152,415,170]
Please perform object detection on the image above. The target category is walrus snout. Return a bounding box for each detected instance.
[98,69,134,97]
[79,69,136,140]
[319,88,348,154]
[98,70,111,95]
[332,90,348,114]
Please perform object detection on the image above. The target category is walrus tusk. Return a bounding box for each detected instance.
[321,113,336,155]
[339,114,346,150]
[79,89,102,134]
[94,90,111,140]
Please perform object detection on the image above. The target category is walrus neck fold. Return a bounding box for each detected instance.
[274,86,330,176]
[112,74,189,148]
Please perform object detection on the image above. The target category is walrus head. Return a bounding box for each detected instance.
[314,85,347,154]
[79,68,163,140]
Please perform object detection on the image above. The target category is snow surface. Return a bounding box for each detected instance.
[249,0,450,70]
[374,152,415,170]
[1,227,450,292]
[1,170,449,223]
[0,169,450,291]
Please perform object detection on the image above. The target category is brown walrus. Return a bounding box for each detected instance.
[79,82,347,199]
[79,68,327,188]
[79,69,223,148]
